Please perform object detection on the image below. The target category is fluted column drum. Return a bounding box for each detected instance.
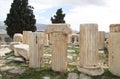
[78,23,103,76]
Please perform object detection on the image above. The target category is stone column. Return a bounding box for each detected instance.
[78,23,103,76]
[45,24,71,72]
[44,33,49,46]
[68,34,71,44]
[108,24,120,76]
[98,31,105,50]
[49,33,53,45]
[110,24,120,32]
[29,32,44,68]
[23,31,32,59]
[23,31,31,45]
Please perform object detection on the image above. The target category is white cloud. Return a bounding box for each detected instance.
[29,0,105,6]
[0,0,12,21]
[29,2,53,10]
[1,0,120,32]
[65,0,120,32]
[36,17,50,24]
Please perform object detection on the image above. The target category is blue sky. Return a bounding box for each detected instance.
[35,5,74,23]
[1,0,120,32]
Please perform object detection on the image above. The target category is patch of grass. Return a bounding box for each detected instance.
[91,68,120,79]
[1,71,20,79]
[5,51,14,58]
[67,64,80,75]
[103,68,120,78]
[104,47,108,58]
[18,67,67,79]
[1,66,67,79]
[5,60,28,67]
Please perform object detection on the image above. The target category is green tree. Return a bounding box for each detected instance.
[4,0,36,38]
[51,8,66,23]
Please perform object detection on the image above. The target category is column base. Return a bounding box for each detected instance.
[77,65,104,76]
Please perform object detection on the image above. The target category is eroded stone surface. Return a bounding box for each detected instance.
[23,31,32,45]
[108,33,120,76]
[45,24,72,72]
[98,31,105,50]
[78,24,103,76]
[13,33,23,42]
[67,73,78,79]
[29,32,44,68]
[13,44,29,60]
[9,67,26,74]
[0,47,12,56]
[79,73,92,79]
[110,24,120,32]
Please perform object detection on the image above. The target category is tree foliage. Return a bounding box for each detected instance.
[51,8,66,23]
[4,0,36,38]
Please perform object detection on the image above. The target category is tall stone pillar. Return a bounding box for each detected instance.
[29,32,44,68]
[23,31,31,45]
[49,33,53,45]
[44,33,49,46]
[78,23,103,76]
[110,24,120,32]
[68,34,71,44]
[98,31,105,50]
[108,24,120,76]
[108,33,120,76]
[45,24,72,72]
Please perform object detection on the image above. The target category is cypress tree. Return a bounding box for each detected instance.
[51,8,66,23]
[4,0,36,38]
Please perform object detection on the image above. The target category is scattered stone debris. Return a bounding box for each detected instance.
[9,67,26,74]
[0,66,16,71]
[79,73,92,79]
[0,47,12,56]
[6,56,25,62]
[67,73,78,79]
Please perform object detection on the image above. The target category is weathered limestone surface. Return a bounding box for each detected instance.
[13,33,23,42]
[29,32,44,68]
[108,33,120,76]
[45,24,72,72]
[39,32,49,46]
[9,42,21,50]
[110,24,120,32]
[68,34,71,44]
[23,31,31,45]
[78,24,103,76]
[98,31,105,50]
[0,47,12,56]
[79,73,92,79]
[44,33,49,46]
[48,33,53,45]
[13,43,29,60]
[67,73,78,79]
